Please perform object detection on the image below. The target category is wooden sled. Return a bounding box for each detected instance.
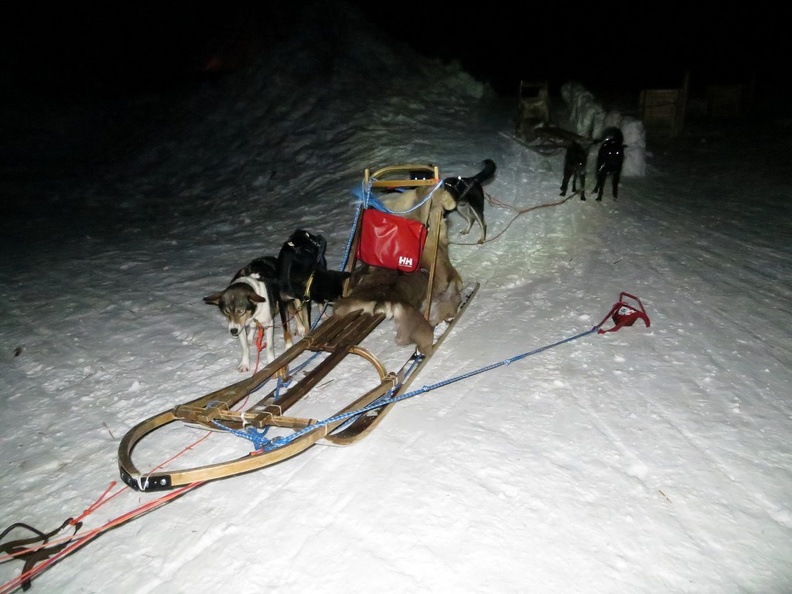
[507,126,592,156]
[511,80,593,155]
[118,164,478,491]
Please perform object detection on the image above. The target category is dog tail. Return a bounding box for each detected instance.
[471,159,497,185]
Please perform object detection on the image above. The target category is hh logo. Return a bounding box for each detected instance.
[398,256,414,268]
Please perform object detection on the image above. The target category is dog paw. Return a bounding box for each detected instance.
[394,333,411,347]
[237,362,250,373]
[416,343,433,357]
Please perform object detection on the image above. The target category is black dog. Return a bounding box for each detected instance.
[277,229,350,334]
[592,127,625,201]
[442,159,496,244]
[560,141,588,200]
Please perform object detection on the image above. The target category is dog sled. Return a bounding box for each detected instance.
[118,164,478,491]
[511,80,590,155]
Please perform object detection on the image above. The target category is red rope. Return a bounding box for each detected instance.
[1,313,295,591]
[0,427,218,592]
[0,483,202,594]
[253,324,265,373]
[450,191,573,246]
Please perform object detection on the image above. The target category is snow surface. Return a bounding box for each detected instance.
[2,4,792,593]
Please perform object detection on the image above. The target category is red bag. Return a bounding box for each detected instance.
[357,208,427,272]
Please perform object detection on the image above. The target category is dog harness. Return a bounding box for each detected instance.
[445,176,474,202]
[302,272,315,303]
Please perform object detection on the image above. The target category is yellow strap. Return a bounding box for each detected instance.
[303,272,315,302]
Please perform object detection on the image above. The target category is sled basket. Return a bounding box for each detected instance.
[356,165,438,273]
[597,292,650,334]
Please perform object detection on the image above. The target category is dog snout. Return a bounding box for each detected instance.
[230,327,240,336]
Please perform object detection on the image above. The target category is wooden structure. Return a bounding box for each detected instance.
[515,80,551,142]
[118,164,477,491]
[706,84,744,117]
[639,72,689,138]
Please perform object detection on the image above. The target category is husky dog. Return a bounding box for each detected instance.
[560,141,588,200]
[592,127,625,201]
[442,159,497,244]
[277,229,350,334]
[203,256,282,373]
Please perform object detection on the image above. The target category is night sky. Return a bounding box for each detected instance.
[5,2,783,190]
[353,2,781,97]
[1,2,782,102]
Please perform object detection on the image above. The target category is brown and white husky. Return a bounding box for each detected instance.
[203,256,283,373]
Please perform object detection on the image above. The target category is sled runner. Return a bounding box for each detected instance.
[506,125,592,156]
[118,164,478,491]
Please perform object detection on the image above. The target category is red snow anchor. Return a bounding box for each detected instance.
[597,292,650,334]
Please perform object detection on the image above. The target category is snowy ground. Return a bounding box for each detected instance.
[2,4,791,593]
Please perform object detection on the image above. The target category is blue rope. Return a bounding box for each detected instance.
[350,179,441,215]
[211,421,273,451]
[249,372,287,396]
[210,347,330,447]
[342,178,442,272]
[218,177,456,450]
[340,197,364,271]
[259,325,600,452]
[224,176,610,453]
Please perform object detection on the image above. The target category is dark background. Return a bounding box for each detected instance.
[1,2,780,101]
[0,1,784,188]
[354,2,782,99]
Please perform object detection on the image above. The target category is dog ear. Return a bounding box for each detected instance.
[203,293,222,305]
[248,294,267,304]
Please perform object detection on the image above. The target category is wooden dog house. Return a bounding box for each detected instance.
[639,72,689,138]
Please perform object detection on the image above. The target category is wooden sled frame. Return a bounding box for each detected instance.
[514,80,550,143]
[352,163,443,320]
[118,164,476,492]
[364,163,439,189]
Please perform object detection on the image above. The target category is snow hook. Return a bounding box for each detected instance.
[596,292,650,334]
